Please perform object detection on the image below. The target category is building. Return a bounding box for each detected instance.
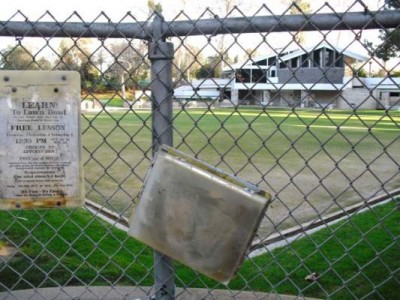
[174,78,231,102]
[174,43,400,109]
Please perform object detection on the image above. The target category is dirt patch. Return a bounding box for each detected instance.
[0,245,18,263]
[254,147,400,238]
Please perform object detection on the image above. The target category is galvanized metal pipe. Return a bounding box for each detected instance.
[164,10,400,37]
[0,21,150,39]
[0,10,399,39]
[149,14,175,300]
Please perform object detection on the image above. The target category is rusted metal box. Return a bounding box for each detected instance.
[128,145,271,283]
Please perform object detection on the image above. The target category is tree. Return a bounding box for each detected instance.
[386,0,400,9]
[350,64,367,78]
[37,57,52,70]
[243,48,260,62]
[147,0,163,15]
[54,39,80,71]
[364,0,400,74]
[365,29,400,72]
[195,64,216,79]
[107,41,149,99]
[54,39,100,91]
[195,55,222,79]
[288,0,312,45]
[173,43,203,82]
[0,46,50,70]
[370,30,400,59]
[213,0,240,76]
[95,49,107,73]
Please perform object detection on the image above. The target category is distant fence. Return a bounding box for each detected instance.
[0,2,400,299]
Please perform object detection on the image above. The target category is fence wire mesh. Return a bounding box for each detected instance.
[0,1,400,299]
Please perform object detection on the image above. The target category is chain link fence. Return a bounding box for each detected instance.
[0,1,400,299]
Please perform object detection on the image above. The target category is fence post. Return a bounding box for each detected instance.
[148,13,175,300]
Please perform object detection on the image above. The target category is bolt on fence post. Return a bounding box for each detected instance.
[149,13,175,300]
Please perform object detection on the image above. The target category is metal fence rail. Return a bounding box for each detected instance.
[1,10,400,38]
[0,1,399,299]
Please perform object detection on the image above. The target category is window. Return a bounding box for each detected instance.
[235,69,251,83]
[325,49,334,67]
[291,57,298,68]
[389,92,400,97]
[270,68,276,77]
[313,49,321,67]
[221,71,231,79]
[335,54,344,67]
[252,69,266,83]
[268,56,277,66]
[301,54,309,67]
[253,59,267,66]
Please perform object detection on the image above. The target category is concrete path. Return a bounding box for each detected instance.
[0,286,320,300]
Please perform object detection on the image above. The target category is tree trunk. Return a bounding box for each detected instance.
[120,72,126,100]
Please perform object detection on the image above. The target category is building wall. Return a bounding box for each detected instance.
[234,87,393,110]
[238,90,264,104]
[268,91,281,106]
[388,93,400,107]
[377,91,400,108]
[278,67,344,84]
[265,90,297,107]
[311,91,340,108]
[267,90,339,108]
[339,89,379,109]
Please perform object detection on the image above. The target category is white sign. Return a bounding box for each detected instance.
[0,71,83,209]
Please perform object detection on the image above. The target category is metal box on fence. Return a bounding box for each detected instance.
[128,145,271,284]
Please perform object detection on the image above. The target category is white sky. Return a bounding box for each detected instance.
[0,0,386,22]
[0,0,397,72]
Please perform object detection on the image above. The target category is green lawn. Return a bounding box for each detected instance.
[0,199,399,299]
[82,107,400,236]
[233,199,400,299]
[98,98,125,107]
